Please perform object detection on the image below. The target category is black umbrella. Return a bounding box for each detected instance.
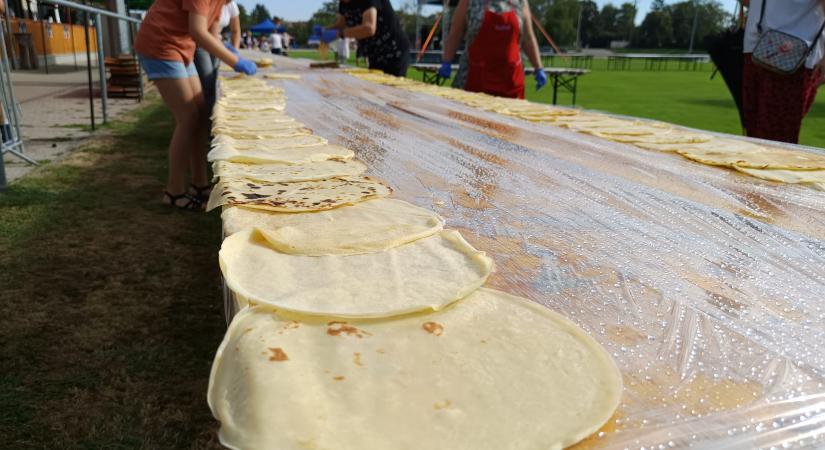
[706,27,746,128]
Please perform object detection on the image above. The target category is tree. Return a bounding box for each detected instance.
[617,2,638,42]
[308,1,338,28]
[249,3,272,26]
[238,4,250,28]
[635,10,673,48]
[667,0,728,49]
[541,0,580,47]
[578,1,600,48]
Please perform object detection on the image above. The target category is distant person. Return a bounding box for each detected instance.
[282,32,292,56]
[269,30,283,55]
[135,0,256,210]
[194,0,241,122]
[331,0,410,76]
[337,37,351,64]
[742,0,825,143]
[438,0,547,99]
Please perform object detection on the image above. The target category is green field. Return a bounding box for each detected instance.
[290,49,825,148]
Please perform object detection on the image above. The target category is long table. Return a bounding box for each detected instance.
[607,53,710,71]
[224,57,825,449]
[410,63,590,105]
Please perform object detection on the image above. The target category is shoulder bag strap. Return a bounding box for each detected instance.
[757,0,767,34]
[806,7,825,56]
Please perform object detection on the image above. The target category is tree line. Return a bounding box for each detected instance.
[237,0,734,51]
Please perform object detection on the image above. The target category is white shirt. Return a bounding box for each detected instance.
[219,1,240,29]
[337,38,350,58]
[744,0,825,68]
[270,33,283,49]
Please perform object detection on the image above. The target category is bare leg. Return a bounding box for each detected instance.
[154,77,201,202]
[187,75,210,188]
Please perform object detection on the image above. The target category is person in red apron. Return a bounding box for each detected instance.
[440,0,546,99]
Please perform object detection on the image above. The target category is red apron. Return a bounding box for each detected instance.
[464,2,525,99]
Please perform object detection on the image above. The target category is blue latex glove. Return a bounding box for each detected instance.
[534,68,548,91]
[234,58,257,75]
[224,42,239,55]
[437,61,452,79]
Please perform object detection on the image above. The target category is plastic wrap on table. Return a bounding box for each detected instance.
[249,58,825,449]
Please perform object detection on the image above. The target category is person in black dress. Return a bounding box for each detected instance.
[331,0,411,76]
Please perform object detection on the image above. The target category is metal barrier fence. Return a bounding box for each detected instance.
[0,16,32,190]
[0,0,141,190]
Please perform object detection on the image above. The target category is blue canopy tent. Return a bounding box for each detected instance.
[249,19,277,35]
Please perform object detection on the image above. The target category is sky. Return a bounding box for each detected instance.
[237,0,740,24]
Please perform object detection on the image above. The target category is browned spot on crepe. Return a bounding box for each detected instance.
[268,347,288,362]
[422,322,444,336]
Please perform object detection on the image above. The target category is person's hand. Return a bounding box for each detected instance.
[234,58,257,75]
[534,68,547,91]
[224,42,239,55]
[437,61,452,79]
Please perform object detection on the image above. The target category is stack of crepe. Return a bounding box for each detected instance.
[206,74,623,449]
[348,70,825,190]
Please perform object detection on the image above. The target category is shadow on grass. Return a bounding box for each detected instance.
[0,96,225,449]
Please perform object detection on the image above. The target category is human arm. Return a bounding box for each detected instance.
[230,15,241,49]
[189,13,254,73]
[522,0,546,90]
[442,0,468,63]
[342,7,377,39]
[521,0,542,70]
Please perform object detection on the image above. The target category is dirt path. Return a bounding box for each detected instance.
[0,95,225,449]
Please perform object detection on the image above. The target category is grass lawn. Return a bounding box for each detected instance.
[290,49,825,149]
[0,94,225,448]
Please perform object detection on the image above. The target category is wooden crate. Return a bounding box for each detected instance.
[105,55,145,99]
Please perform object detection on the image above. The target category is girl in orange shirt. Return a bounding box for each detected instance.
[136,0,256,210]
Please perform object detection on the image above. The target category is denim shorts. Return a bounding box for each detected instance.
[138,55,198,80]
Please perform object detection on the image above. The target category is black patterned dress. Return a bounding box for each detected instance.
[339,0,410,76]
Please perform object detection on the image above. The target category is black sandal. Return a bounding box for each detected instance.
[189,183,212,204]
[163,191,203,211]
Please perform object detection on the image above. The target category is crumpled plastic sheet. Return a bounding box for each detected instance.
[231,58,825,449]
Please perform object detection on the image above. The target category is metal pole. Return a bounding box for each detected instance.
[69,8,78,70]
[415,0,422,50]
[688,0,699,54]
[94,13,107,123]
[39,5,49,74]
[575,1,583,50]
[129,21,143,101]
[0,18,35,165]
[4,9,18,70]
[83,11,94,131]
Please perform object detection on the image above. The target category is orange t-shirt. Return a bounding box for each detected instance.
[135,0,223,65]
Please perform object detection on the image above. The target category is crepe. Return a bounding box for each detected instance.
[207,143,354,164]
[212,120,306,134]
[733,167,825,184]
[213,127,313,140]
[678,145,825,170]
[600,130,712,145]
[208,288,622,450]
[213,159,366,184]
[221,198,444,255]
[263,73,301,80]
[219,229,492,317]
[207,175,391,212]
[212,134,328,151]
[212,111,296,126]
[215,99,284,112]
[255,58,273,67]
[634,138,766,153]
